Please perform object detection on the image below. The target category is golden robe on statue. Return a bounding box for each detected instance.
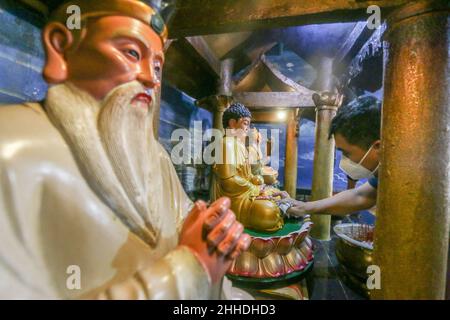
[212,136,283,232]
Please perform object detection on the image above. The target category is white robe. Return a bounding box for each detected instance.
[0,103,211,299]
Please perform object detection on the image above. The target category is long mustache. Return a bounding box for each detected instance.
[45,82,160,247]
[99,83,160,237]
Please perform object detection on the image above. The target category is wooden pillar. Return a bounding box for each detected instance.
[284,109,299,198]
[201,59,234,201]
[212,103,226,133]
[310,57,338,241]
[214,58,234,133]
[218,58,234,96]
[372,0,450,299]
[212,59,233,298]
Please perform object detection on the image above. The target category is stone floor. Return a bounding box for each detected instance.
[308,235,366,300]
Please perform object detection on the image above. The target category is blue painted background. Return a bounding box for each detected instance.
[254,119,349,194]
[0,0,47,103]
[0,0,211,153]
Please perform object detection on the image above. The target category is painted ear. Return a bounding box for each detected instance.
[42,22,74,84]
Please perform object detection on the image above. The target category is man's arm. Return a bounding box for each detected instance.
[285,182,377,217]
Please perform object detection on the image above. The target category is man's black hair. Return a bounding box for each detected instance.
[329,95,381,149]
[222,102,252,129]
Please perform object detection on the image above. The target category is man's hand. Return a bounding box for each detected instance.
[179,198,251,284]
[271,191,290,200]
[271,191,301,206]
[286,202,309,218]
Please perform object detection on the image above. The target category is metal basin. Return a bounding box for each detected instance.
[333,223,374,297]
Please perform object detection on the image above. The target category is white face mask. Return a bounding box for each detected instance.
[339,144,379,180]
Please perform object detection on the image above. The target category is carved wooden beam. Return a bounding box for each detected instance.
[252,111,290,123]
[334,22,371,64]
[234,92,315,108]
[344,22,387,83]
[261,55,312,93]
[170,0,409,38]
[163,38,217,99]
[185,36,221,75]
[222,33,277,73]
[252,109,309,123]
[19,0,49,16]
[233,54,319,94]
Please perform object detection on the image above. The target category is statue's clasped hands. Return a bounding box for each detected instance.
[179,197,251,283]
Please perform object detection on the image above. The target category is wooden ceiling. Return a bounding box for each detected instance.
[18,0,401,107]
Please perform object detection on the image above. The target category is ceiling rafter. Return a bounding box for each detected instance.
[170,0,409,38]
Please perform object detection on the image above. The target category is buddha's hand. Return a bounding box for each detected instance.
[179,197,251,284]
[250,175,264,186]
[256,184,271,200]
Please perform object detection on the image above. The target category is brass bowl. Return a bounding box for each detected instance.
[333,223,374,297]
[335,236,373,278]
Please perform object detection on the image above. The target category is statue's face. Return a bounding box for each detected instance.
[43,15,164,101]
[229,117,251,133]
[42,13,167,245]
[227,117,251,141]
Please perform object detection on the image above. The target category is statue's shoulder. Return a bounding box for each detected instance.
[0,102,65,162]
[0,102,45,115]
[0,102,49,133]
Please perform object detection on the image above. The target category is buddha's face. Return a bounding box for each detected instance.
[227,117,251,141]
[229,117,251,132]
[43,15,164,102]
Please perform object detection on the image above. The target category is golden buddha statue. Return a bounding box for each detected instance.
[211,106,314,285]
[248,128,280,187]
[211,103,284,232]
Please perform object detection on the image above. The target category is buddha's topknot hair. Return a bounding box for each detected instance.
[222,102,252,129]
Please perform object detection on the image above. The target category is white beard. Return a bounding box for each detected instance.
[45,81,164,247]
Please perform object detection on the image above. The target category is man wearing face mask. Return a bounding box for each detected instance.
[277,96,381,217]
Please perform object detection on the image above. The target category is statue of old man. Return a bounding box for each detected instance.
[0,0,250,299]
